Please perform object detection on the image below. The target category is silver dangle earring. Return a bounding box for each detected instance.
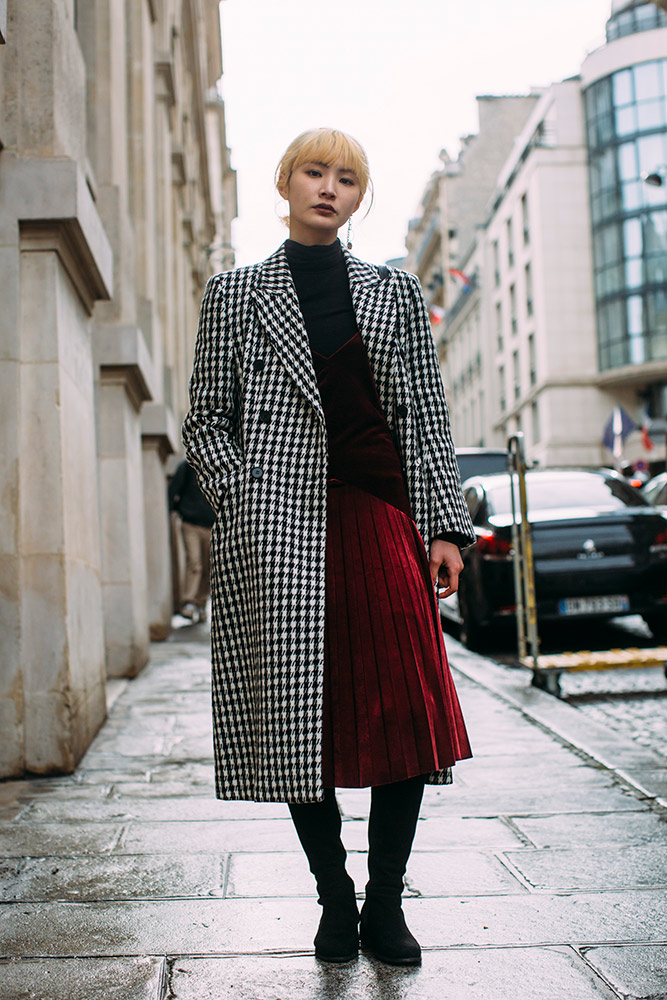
[346,218,353,250]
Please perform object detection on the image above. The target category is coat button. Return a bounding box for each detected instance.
[397,403,408,418]
[251,466,263,479]
[253,359,265,371]
[259,409,271,424]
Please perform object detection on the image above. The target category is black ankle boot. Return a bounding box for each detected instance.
[361,776,425,966]
[314,892,360,963]
[359,898,420,966]
[289,791,359,963]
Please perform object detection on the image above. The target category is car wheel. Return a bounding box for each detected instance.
[643,614,667,644]
[458,585,489,652]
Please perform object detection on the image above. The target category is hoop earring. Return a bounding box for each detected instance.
[345,218,353,250]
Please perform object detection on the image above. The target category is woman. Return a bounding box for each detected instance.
[183,128,474,967]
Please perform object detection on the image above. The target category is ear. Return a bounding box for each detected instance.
[277,178,289,201]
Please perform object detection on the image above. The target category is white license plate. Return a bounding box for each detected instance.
[558,595,630,616]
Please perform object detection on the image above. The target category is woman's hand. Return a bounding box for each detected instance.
[429,540,464,600]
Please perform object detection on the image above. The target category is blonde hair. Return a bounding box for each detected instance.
[275,128,373,211]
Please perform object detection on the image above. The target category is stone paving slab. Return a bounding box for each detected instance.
[116,819,301,854]
[2,890,666,957]
[167,947,618,1000]
[0,956,165,1000]
[0,822,124,857]
[18,796,287,823]
[504,844,667,891]
[581,943,667,999]
[225,849,523,898]
[510,810,667,848]
[0,854,228,902]
[339,814,524,851]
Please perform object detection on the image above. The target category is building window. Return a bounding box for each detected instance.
[525,262,534,317]
[531,400,540,443]
[506,218,514,269]
[499,365,506,413]
[492,240,500,286]
[521,193,530,245]
[585,57,667,370]
[510,284,518,334]
[495,302,503,351]
[512,350,520,401]
[528,333,537,386]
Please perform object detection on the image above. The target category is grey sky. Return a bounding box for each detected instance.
[219,0,612,266]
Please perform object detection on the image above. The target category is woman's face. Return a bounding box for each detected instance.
[279,160,363,245]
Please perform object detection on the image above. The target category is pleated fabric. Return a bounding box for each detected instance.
[321,481,472,788]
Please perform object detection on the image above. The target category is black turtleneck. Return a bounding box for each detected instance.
[284,239,357,356]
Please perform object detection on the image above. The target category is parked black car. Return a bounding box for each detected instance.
[642,471,667,511]
[441,468,667,649]
[455,448,508,484]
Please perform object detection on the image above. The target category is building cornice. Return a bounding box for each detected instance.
[595,360,667,388]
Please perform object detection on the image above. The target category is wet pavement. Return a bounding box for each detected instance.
[1,621,667,999]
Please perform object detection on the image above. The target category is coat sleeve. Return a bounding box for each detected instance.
[182,274,243,511]
[403,272,476,549]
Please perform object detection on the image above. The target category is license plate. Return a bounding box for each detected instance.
[558,595,630,616]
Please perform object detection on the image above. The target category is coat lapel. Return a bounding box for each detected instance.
[251,245,324,420]
[250,244,398,418]
[344,248,398,375]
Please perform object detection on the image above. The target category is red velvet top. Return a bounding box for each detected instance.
[312,331,413,520]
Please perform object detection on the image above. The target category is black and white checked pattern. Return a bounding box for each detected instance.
[183,244,475,803]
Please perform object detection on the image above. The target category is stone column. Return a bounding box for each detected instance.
[0,155,113,776]
[141,403,178,640]
[95,326,153,677]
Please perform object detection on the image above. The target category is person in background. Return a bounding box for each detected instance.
[168,459,214,621]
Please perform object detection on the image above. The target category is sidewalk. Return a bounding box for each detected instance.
[1,621,667,1000]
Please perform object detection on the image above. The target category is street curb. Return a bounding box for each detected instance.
[445,634,667,811]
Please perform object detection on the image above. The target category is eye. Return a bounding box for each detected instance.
[306,169,321,177]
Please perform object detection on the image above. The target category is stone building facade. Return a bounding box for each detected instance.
[408,0,667,471]
[0,0,236,778]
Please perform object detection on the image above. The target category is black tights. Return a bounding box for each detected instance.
[288,776,426,904]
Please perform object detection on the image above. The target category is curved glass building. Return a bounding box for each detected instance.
[583,1,667,384]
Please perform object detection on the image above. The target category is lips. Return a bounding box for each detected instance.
[314,203,336,214]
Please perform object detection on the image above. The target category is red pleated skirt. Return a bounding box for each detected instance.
[321,481,472,788]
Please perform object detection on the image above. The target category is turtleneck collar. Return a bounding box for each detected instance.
[284,238,345,271]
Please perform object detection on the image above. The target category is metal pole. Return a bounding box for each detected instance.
[508,433,540,667]
[508,436,526,659]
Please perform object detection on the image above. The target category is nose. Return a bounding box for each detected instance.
[319,172,336,198]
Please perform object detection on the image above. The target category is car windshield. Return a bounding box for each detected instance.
[485,472,648,516]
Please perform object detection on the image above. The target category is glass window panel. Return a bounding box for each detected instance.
[598,112,615,145]
[662,59,667,94]
[629,335,646,365]
[634,61,661,101]
[618,142,638,181]
[625,257,643,288]
[627,295,643,336]
[607,298,626,341]
[598,147,617,190]
[646,256,667,284]
[637,100,664,131]
[602,224,622,266]
[636,3,657,30]
[608,339,627,368]
[613,69,633,107]
[649,333,667,362]
[644,210,667,254]
[638,133,665,175]
[622,180,642,211]
[596,78,613,116]
[616,11,634,39]
[646,289,667,335]
[615,105,636,136]
[624,217,642,256]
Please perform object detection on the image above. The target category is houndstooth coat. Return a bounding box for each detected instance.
[182,243,475,803]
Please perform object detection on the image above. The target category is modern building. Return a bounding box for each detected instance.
[416,0,667,471]
[0,0,236,779]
